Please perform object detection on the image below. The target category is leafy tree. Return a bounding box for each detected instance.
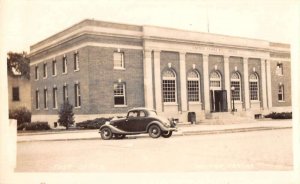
[9,107,31,126]
[58,100,75,130]
[7,51,30,79]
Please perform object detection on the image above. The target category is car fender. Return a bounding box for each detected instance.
[99,124,127,134]
[146,121,169,132]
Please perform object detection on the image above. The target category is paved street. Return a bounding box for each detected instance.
[16,128,292,172]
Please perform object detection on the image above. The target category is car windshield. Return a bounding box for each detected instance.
[148,110,157,116]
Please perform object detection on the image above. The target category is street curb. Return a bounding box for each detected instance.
[17,126,292,143]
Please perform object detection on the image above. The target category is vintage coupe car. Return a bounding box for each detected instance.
[99,108,177,140]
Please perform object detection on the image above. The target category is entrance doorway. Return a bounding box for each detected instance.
[210,90,228,112]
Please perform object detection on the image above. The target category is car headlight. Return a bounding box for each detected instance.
[162,121,170,127]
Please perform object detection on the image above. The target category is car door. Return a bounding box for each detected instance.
[125,110,139,132]
[134,110,149,132]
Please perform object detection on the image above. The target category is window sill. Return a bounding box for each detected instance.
[188,102,202,105]
[52,74,57,77]
[114,105,127,108]
[250,100,260,103]
[163,103,178,106]
[114,67,126,70]
[35,79,39,81]
[74,69,80,72]
[43,77,47,79]
[53,108,58,110]
[74,106,81,109]
[44,108,48,110]
[278,100,286,103]
[234,101,243,104]
[62,72,68,75]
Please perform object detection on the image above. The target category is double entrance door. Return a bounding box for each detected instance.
[210,90,228,112]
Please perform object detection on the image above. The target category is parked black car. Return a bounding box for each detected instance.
[99,108,177,140]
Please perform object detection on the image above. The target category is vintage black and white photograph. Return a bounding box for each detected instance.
[0,0,299,183]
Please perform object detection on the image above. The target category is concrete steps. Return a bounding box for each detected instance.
[202,112,254,124]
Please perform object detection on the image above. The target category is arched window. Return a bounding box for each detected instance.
[231,72,241,101]
[187,70,200,102]
[249,73,259,101]
[162,69,177,103]
[210,71,221,89]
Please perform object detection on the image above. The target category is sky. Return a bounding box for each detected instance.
[0,0,299,53]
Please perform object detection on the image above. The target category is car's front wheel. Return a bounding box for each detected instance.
[100,127,113,140]
[148,125,161,138]
[161,131,172,138]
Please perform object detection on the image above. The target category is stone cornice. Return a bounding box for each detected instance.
[143,36,290,55]
[29,31,142,58]
[29,19,290,59]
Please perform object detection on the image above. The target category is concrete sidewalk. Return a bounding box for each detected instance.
[17,119,292,142]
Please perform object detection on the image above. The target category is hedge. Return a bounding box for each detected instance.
[76,117,112,129]
[18,122,50,131]
[264,112,292,119]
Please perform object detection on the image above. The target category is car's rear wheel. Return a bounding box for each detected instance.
[148,125,161,138]
[114,134,126,139]
[161,131,172,138]
[100,127,113,140]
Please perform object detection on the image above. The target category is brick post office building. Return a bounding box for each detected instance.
[29,19,291,127]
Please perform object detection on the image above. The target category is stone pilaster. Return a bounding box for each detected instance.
[179,52,187,112]
[153,50,162,112]
[224,56,231,111]
[266,59,272,108]
[243,57,250,109]
[261,58,268,109]
[143,50,153,109]
[203,54,210,112]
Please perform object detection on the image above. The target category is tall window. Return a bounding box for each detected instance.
[187,70,200,102]
[74,83,81,107]
[35,65,39,80]
[74,51,79,71]
[52,59,57,76]
[249,73,259,101]
[53,87,57,109]
[278,85,284,101]
[114,83,126,106]
[63,84,68,103]
[12,87,20,101]
[231,72,241,101]
[210,71,221,88]
[162,69,177,103]
[276,63,283,75]
[44,88,48,109]
[43,63,47,78]
[35,89,39,109]
[113,52,124,69]
[62,56,67,74]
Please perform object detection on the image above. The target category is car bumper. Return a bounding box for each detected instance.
[162,127,178,132]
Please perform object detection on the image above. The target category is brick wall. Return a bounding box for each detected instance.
[208,55,225,89]
[185,53,204,109]
[270,61,291,107]
[31,47,90,115]
[229,57,244,108]
[87,46,144,114]
[160,51,180,110]
[248,58,262,107]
